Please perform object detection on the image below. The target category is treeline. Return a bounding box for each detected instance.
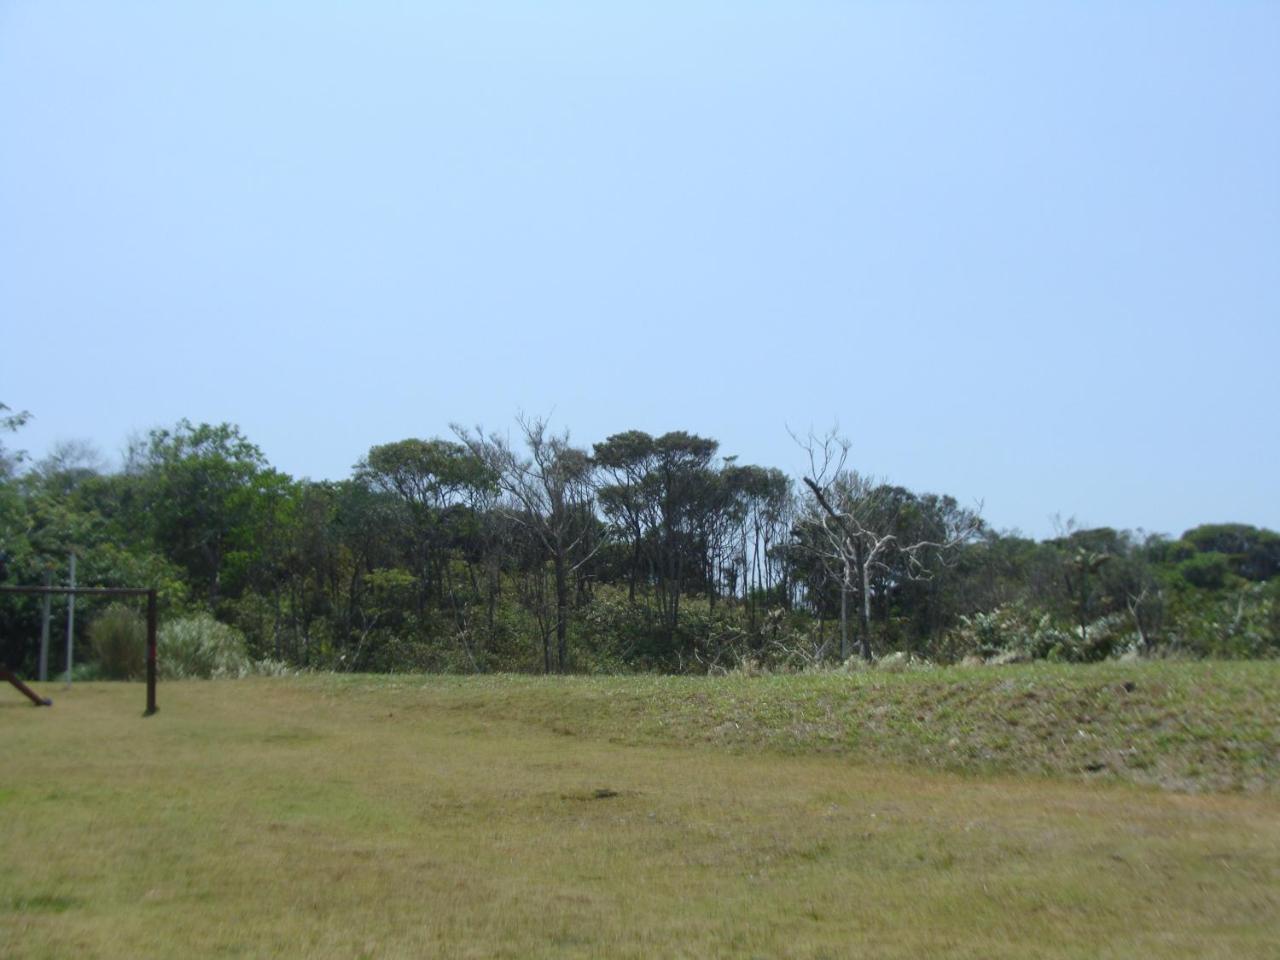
[1,411,1277,675]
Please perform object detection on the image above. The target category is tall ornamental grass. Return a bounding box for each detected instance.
[89,603,146,679]
[158,614,251,679]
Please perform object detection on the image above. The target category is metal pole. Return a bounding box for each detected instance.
[38,569,52,681]
[145,590,157,716]
[64,553,76,687]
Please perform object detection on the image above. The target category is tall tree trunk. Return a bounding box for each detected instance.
[554,550,569,673]
[859,558,873,661]
[839,575,849,661]
[486,562,498,635]
[628,527,640,603]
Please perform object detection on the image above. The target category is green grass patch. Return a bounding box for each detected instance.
[4,894,81,915]
[1,665,1277,958]
[316,660,1280,792]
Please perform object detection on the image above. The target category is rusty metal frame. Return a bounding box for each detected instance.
[0,665,50,706]
[0,586,158,715]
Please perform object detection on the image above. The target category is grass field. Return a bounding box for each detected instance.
[3,664,1278,958]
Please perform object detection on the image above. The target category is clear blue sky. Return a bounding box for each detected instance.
[2,2,1277,539]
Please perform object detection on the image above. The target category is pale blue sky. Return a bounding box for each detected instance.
[2,2,1277,538]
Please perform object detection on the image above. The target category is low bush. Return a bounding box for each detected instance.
[158,614,251,679]
[248,658,295,677]
[1164,583,1279,658]
[88,603,146,679]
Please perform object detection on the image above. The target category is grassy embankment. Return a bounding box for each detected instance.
[333,660,1280,793]
[2,662,1278,958]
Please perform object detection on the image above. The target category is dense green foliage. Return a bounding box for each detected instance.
[1,409,1276,675]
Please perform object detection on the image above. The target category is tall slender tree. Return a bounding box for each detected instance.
[457,417,599,673]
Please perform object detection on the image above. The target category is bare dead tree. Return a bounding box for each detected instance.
[793,428,982,660]
[454,416,600,673]
[1125,584,1161,652]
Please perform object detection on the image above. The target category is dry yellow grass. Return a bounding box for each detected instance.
[2,677,1277,958]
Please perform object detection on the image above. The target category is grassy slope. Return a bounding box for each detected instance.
[317,660,1280,792]
[1,665,1277,959]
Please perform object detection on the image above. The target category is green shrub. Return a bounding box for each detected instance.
[70,661,107,682]
[1179,552,1231,590]
[88,603,146,679]
[158,614,251,679]
[1165,584,1279,658]
[946,603,1132,663]
[1044,612,1130,662]
[248,658,295,677]
[947,602,1047,659]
